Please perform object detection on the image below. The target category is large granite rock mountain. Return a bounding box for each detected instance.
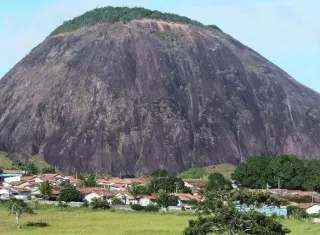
[1,9,320,175]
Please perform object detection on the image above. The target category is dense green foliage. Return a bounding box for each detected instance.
[230,190,289,207]
[111,198,122,205]
[179,168,206,179]
[22,162,39,175]
[149,169,191,193]
[131,204,159,212]
[232,155,320,191]
[185,190,290,235]
[206,172,232,191]
[49,7,221,36]
[90,197,110,210]
[42,167,56,174]
[59,183,80,202]
[84,174,97,187]
[156,189,179,208]
[39,180,52,198]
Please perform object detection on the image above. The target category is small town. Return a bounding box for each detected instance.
[1,167,320,217]
[1,1,320,235]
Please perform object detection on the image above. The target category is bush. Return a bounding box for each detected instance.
[131,204,159,212]
[42,167,56,174]
[111,198,122,205]
[144,204,159,212]
[90,197,110,210]
[59,183,80,202]
[131,204,144,211]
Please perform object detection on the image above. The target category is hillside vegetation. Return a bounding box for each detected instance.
[0,152,13,169]
[179,163,236,179]
[49,6,221,36]
[0,152,52,171]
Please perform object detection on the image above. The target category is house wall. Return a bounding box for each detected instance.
[0,189,10,199]
[84,193,101,203]
[139,198,155,206]
[4,176,21,183]
[236,206,288,216]
[306,205,320,214]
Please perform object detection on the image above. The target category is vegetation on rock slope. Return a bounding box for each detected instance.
[179,163,236,179]
[49,6,221,36]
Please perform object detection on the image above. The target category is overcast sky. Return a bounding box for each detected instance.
[1,0,319,92]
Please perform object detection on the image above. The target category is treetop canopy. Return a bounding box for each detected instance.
[49,6,221,37]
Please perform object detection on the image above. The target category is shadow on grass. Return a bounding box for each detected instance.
[25,221,49,228]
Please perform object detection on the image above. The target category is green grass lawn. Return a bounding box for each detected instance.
[29,155,52,169]
[179,163,236,179]
[0,152,53,171]
[1,205,320,235]
[0,152,14,169]
[0,206,193,235]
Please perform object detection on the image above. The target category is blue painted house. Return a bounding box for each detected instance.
[236,205,288,216]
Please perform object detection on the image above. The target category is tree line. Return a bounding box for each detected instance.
[232,155,320,192]
[49,6,221,37]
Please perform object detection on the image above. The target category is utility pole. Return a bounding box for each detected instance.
[278,178,281,189]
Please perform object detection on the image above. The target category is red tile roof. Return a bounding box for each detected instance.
[126,178,150,184]
[172,193,202,201]
[77,187,114,196]
[106,177,129,185]
[296,203,314,209]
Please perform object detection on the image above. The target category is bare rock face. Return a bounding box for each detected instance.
[1,20,320,175]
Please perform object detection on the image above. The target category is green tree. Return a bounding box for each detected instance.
[39,180,52,198]
[129,183,140,204]
[301,160,320,191]
[156,189,178,208]
[23,162,39,175]
[42,167,56,174]
[231,155,313,190]
[90,197,110,210]
[84,174,97,187]
[232,156,271,189]
[0,168,3,174]
[7,198,35,228]
[267,155,305,190]
[206,172,232,191]
[149,175,191,193]
[150,169,168,178]
[59,183,80,202]
[184,190,290,235]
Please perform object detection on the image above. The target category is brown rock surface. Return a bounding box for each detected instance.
[1,19,320,174]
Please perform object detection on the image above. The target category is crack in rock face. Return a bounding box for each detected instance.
[0,20,320,175]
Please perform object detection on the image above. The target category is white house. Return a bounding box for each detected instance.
[139,195,157,206]
[306,204,320,214]
[4,176,21,183]
[85,192,102,203]
[0,188,10,199]
[114,192,134,205]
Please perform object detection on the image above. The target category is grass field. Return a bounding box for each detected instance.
[0,206,193,235]
[0,151,13,169]
[0,152,53,171]
[179,163,236,179]
[1,205,320,235]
